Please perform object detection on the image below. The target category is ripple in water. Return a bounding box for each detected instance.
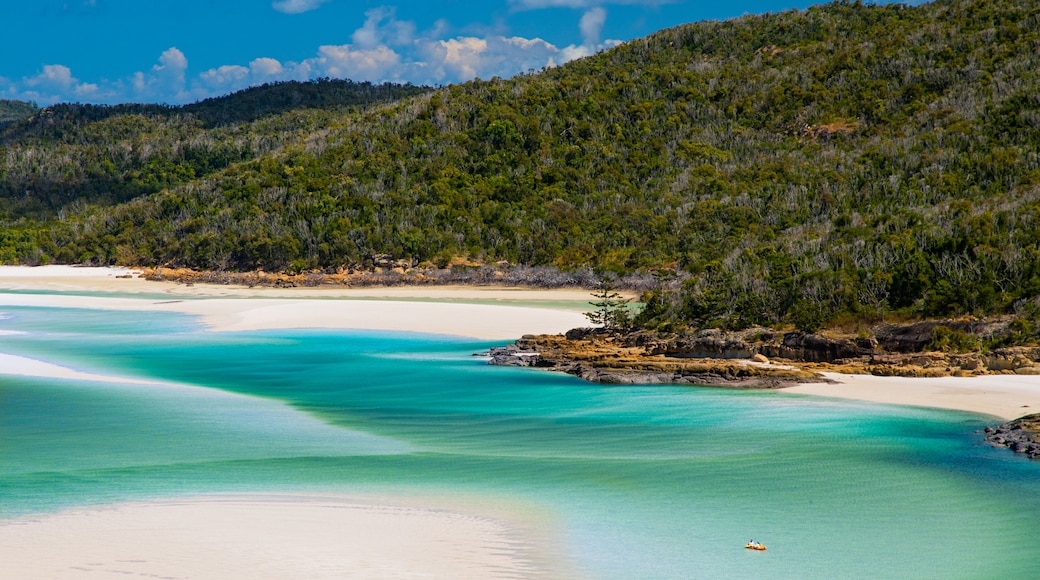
[2,308,1039,578]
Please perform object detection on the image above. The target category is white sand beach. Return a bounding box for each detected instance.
[0,265,587,578]
[782,372,1040,421]
[4,265,1040,578]
[0,495,564,579]
[0,265,591,339]
[4,266,1040,421]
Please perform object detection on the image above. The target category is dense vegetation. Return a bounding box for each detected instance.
[2,0,1039,336]
[0,79,430,217]
[0,99,38,127]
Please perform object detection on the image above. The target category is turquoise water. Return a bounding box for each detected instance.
[2,305,1040,578]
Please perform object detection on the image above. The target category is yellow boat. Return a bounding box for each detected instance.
[745,543,767,551]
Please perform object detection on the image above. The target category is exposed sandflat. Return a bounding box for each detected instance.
[0,267,582,578]
[0,495,563,579]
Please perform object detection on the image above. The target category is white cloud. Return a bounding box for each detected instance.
[272,0,330,15]
[510,0,673,7]
[579,7,607,46]
[16,64,106,103]
[195,57,302,96]
[199,65,250,87]
[7,5,627,105]
[250,57,286,78]
[25,64,77,90]
[409,34,566,84]
[350,7,417,51]
[156,47,188,78]
[125,47,191,102]
[74,82,100,97]
[511,0,593,7]
[432,37,488,80]
[311,44,403,80]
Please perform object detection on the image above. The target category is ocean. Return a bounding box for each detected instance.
[2,303,1039,578]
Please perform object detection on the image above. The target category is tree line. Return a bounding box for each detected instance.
[1,0,1039,339]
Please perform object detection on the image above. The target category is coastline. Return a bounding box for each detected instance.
[780,372,1040,421]
[5,265,1040,421]
[0,266,583,577]
[0,265,591,340]
[3,265,1039,576]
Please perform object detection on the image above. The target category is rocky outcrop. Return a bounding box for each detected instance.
[488,325,1040,387]
[487,332,825,388]
[985,414,1040,459]
[772,332,877,362]
[874,320,1011,353]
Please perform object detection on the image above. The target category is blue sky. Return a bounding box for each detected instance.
[2,0,873,106]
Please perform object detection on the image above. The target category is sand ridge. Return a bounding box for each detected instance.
[0,494,567,579]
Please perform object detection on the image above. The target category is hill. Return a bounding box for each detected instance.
[2,0,1039,337]
[0,100,38,127]
[0,79,431,218]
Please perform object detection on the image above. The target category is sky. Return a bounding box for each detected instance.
[2,0,870,106]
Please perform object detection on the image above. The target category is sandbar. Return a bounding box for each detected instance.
[0,494,566,579]
[0,265,591,339]
[0,351,166,385]
[0,266,588,578]
[6,265,1040,578]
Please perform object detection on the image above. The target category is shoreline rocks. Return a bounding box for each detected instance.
[985,414,1040,459]
[486,333,825,389]
[488,325,1040,383]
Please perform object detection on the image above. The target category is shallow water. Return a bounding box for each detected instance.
[2,304,1039,578]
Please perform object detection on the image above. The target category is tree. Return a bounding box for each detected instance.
[585,283,632,329]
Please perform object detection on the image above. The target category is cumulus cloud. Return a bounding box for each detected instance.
[25,65,77,90]
[272,0,330,15]
[579,7,607,46]
[416,35,559,82]
[199,65,250,88]
[7,5,627,105]
[510,0,673,7]
[250,57,287,79]
[17,64,105,103]
[352,7,416,49]
[312,44,403,80]
[156,47,188,81]
[130,47,190,102]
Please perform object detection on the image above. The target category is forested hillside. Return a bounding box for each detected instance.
[0,79,430,217]
[0,100,37,127]
[2,0,1039,335]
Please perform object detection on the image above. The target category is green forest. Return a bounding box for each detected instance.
[0,99,38,127]
[2,0,1039,337]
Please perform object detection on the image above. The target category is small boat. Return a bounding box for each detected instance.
[745,542,767,551]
